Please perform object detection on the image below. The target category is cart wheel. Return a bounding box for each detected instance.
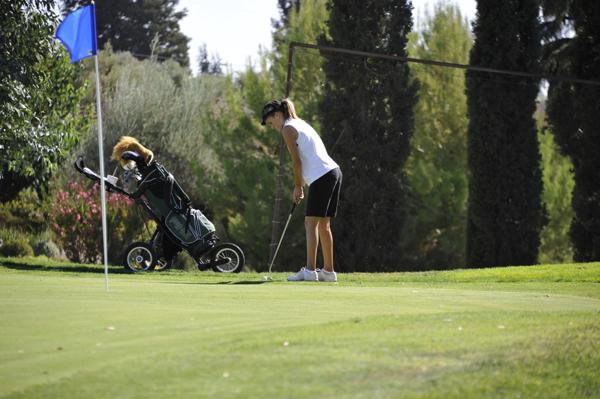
[123,242,156,272]
[153,257,171,271]
[210,243,245,273]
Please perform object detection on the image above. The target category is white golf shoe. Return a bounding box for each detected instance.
[287,267,318,281]
[317,268,337,282]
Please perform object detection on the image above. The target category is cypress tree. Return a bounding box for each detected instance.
[544,0,600,261]
[319,0,418,271]
[466,0,544,267]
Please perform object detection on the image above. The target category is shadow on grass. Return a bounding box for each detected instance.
[0,261,128,274]
[1,260,273,283]
[159,280,270,285]
[1,258,277,283]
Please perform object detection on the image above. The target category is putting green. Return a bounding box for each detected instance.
[1,267,599,398]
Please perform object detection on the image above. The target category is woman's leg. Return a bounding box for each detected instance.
[305,216,320,270]
[318,217,334,272]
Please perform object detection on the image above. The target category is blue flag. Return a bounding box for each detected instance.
[56,4,98,63]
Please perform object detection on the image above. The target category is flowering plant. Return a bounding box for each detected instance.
[50,181,146,263]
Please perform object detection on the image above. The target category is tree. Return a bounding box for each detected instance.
[201,1,330,270]
[270,0,329,269]
[319,0,418,271]
[542,0,600,261]
[0,0,89,203]
[201,57,280,269]
[403,3,472,269]
[73,49,224,208]
[62,0,190,67]
[466,0,545,267]
[538,118,575,264]
[197,43,224,76]
[272,0,328,125]
[273,0,302,30]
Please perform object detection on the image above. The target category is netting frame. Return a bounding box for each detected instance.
[267,40,600,267]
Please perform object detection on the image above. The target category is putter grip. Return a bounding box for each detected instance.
[289,203,297,215]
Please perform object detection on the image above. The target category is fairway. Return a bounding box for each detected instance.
[1,260,599,398]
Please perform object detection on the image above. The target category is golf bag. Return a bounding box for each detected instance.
[74,151,245,273]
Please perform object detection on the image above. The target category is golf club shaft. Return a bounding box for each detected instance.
[268,203,296,274]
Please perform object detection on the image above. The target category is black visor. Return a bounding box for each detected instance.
[261,101,281,125]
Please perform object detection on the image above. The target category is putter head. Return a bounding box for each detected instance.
[262,275,273,281]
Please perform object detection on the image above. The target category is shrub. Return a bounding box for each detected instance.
[32,239,62,259]
[0,188,49,234]
[49,181,146,263]
[1,238,34,257]
[0,229,34,257]
[74,50,224,207]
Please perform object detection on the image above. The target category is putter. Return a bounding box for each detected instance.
[263,203,297,281]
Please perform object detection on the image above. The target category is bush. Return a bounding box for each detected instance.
[0,229,34,257]
[1,239,34,257]
[0,188,49,234]
[32,239,62,259]
[73,50,224,208]
[49,181,146,264]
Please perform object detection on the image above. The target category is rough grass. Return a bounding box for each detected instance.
[1,257,599,399]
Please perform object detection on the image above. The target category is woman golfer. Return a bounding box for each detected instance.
[261,98,342,282]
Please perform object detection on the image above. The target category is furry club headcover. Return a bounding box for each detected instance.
[112,136,154,169]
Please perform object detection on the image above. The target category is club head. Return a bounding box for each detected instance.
[262,275,273,281]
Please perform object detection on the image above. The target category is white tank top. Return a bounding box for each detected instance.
[284,118,339,185]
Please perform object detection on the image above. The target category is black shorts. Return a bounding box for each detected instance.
[306,168,342,217]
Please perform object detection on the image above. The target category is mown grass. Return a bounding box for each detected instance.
[0,257,599,398]
[3,256,599,284]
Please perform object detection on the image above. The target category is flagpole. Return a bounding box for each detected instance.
[94,53,109,291]
[55,3,107,289]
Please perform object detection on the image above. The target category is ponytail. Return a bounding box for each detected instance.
[281,98,298,119]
